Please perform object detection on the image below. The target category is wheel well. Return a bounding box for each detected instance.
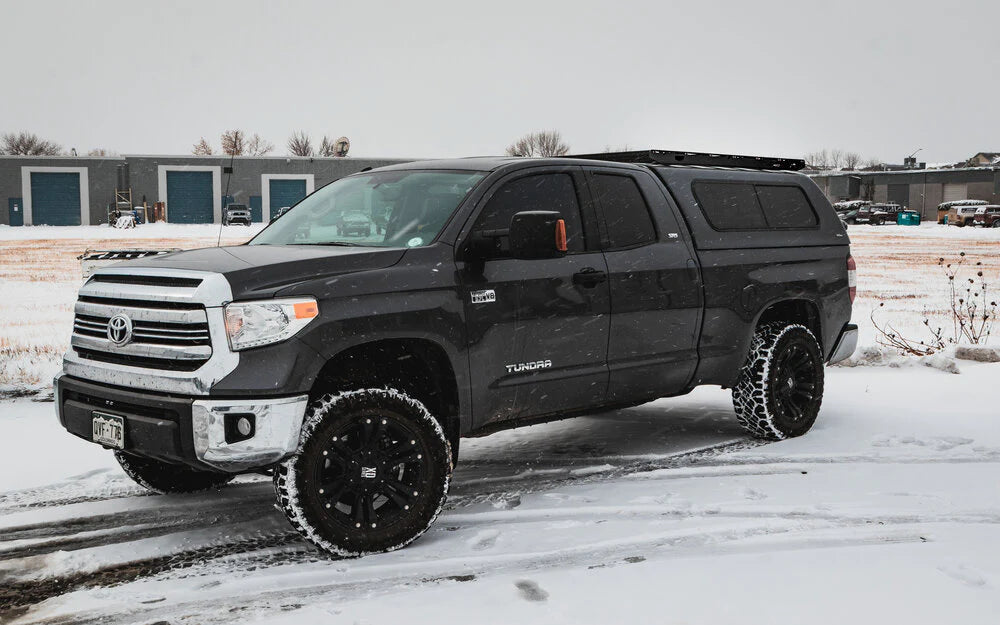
[756,300,822,349]
[310,339,461,443]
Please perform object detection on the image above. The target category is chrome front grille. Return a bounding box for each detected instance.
[70,274,213,370]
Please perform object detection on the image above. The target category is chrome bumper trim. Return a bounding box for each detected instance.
[192,395,309,472]
[829,323,858,364]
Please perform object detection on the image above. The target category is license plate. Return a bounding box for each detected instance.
[92,412,125,449]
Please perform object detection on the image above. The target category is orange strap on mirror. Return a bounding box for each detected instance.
[555,219,567,252]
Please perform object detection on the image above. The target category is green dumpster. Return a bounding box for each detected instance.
[897,210,921,226]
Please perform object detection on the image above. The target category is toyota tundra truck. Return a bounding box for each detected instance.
[56,149,858,556]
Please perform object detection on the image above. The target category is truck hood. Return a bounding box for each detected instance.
[112,245,407,300]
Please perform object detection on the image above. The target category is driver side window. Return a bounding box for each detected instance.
[474,173,585,254]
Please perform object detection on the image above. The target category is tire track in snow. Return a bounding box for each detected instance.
[0,437,761,613]
[0,497,279,561]
[18,521,934,625]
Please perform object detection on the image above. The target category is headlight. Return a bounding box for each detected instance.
[224,298,319,351]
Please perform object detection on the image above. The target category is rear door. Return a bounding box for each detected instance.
[460,167,610,427]
[585,167,702,401]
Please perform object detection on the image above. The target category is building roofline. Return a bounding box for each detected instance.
[809,165,1000,178]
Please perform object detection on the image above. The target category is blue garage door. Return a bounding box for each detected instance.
[249,195,263,223]
[269,179,307,219]
[167,171,214,223]
[31,173,81,226]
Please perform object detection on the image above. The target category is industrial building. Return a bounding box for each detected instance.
[810,166,1000,222]
[1,155,408,226]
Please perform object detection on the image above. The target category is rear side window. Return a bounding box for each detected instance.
[475,173,585,253]
[590,174,656,248]
[692,182,767,230]
[755,185,818,228]
[693,182,817,230]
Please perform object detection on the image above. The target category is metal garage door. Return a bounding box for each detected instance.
[249,195,262,223]
[269,179,307,219]
[167,171,214,223]
[943,182,967,203]
[31,172,81,226]
[887,184,909,207]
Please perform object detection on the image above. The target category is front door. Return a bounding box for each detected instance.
[8,198,23,226]
[460,168,610,428]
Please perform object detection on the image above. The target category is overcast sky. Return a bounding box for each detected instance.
[2,0,997,164]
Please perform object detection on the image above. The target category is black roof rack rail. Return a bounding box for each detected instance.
[564,149,805,171]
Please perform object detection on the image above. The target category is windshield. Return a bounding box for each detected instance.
[249,170,485,247]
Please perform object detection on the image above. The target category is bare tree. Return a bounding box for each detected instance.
[505,130,570,157]
[287,131,314,156]
[804,149,830,169]
[829,149,845,169]
[843,152,862,170]
[318,136,336,157]
[245,133,274,156]
[192,138,214,155]
[86,148,118,156]
[221,129,246,156]
[1,131,62,155]
[862,157,883,170]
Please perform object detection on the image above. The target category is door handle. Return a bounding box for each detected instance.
[573,268,608,287]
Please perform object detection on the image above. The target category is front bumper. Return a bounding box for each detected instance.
[55,373,307,473]
[828,323,858,364]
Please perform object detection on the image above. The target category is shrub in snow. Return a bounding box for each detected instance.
[871,252,996,356]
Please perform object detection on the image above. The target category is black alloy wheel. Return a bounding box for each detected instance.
[274,389,452,556]
[309,411,430,531]
[768,341,819,426]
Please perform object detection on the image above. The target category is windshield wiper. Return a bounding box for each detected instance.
[287,241,363,247]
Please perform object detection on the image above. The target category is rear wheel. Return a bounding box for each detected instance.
[732,323,825,440]
[992,221,1000,228]
[115,451,233,494]
[274,389,452,556]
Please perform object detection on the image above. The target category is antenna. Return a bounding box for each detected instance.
[216,150,236,247]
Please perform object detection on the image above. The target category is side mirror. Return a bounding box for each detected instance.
[509,211,567,260]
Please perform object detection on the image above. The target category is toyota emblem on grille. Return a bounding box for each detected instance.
[106,314,134,346]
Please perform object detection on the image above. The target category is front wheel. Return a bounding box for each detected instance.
[274,389,452,556]
[732,323,825,440]
[115,451,233,494]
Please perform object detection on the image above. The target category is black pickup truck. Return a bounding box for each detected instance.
[56,149,857,556]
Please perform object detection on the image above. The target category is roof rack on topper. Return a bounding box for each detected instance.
[564,149,806,171]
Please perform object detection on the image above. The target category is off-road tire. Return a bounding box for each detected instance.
[274,389,452,557]
[732,323,825,440]
[114,450,234,494]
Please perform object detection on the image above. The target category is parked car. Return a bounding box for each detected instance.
[937,199,987,224]
[223,204,252,226]
[339,211,374,237]
[271,206,292,222]
[854,202,904,225]
[945,204,986,227]
[832,200,869,225]
[972,205,1000,227]
[55,150,855,557]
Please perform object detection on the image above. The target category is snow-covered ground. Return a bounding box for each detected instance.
[1,222,999,623]
[2,361,998,624]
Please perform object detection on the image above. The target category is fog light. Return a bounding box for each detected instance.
[224,413,256,444]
